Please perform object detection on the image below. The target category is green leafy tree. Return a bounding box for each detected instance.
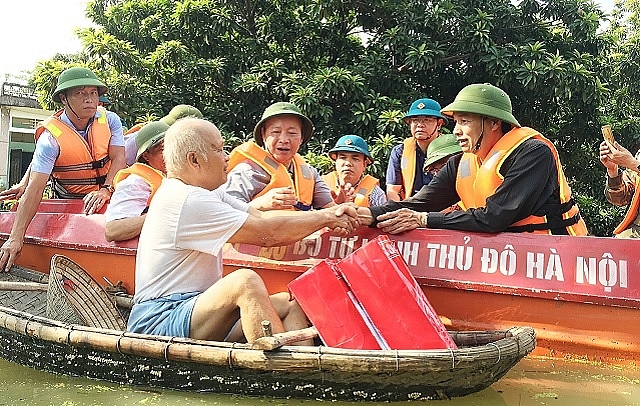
[579,0,640,236]
[30,0,619,234]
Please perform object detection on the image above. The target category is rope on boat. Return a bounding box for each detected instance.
[317,346,323,371]
[449,347,455,369]
[116,331,126,354]
[164,336,175,362]
[24,314,36,336]
[228,343,237,369]
[395,349,399,372]
[66,325,75,345]
[488,342,501,364]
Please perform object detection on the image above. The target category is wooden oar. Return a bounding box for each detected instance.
[251,326,319,351]
[0,281,48,291]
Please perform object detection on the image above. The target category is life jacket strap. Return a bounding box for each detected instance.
[53,155,110,172]
[52,181,86,199]
[506,212,581,234]
[54,174,107,186]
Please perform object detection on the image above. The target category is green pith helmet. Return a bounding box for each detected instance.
[404,98,448,124]
[328,134,373,164]
[159,116,173,125]
[160,104,203,125]
[441,83,520,127]
[135,121,170,160]
[424,133,462,168]
[98,95,111,105]
[253,102,314,147]
[52,67,108,103]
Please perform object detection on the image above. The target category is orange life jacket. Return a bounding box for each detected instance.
[613,174,640,235]
[321,172,380,207]
[35,107,112,198]
[456,127,587,235]
[228,141,314,210]
[400,138,417,199]
[124,122,145,135]
[113,163,165,207]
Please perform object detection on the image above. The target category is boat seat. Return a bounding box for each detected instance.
[46,254,126,330]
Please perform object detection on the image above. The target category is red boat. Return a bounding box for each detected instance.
[0,199,637,366]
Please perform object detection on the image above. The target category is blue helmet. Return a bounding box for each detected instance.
[328,135,373,163]
[404,98,448,124]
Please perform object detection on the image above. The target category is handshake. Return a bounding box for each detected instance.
[322,205,428,236]
[321,203,364,236]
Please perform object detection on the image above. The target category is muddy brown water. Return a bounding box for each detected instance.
[0,356,638,405]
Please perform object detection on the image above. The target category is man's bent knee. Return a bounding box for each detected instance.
[227,268,270,298]
[228,268,262,287]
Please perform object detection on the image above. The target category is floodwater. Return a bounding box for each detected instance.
[0,356,638,405]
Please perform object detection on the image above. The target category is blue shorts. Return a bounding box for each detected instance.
[126,292,200,337]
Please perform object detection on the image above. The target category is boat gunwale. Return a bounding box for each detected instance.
[18,235,137,256]
[0,303,536,373]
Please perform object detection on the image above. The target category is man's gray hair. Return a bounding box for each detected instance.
[163,117,210,176]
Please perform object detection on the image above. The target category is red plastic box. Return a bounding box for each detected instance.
[288,260,383,349]
[289,235,457,350]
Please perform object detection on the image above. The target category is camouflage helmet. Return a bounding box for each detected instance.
[441,83,520,127]
[52,67,108,103]
[328,135,373,164]
[135,121,170,160]
[253,102,314,147]
[160,104,203,126]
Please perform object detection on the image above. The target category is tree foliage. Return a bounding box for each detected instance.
[30,0,627,235]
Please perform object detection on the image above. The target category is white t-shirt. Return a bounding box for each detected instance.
[134,178,250,303]
[124,130,139,166]
[105,174,151,222]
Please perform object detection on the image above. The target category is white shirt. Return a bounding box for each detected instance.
[134,178,249,303]
[105,174,151,222]
[124,130,139,166]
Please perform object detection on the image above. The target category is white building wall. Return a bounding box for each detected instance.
[0,106,53,188]
[0,106,12,188]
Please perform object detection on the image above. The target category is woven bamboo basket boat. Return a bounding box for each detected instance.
[0,258,536,401]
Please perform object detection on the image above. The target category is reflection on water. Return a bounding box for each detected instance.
[0,356,638,405]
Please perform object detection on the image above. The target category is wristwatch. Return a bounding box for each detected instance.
[100,184,115,193]
[420,212,428,228]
